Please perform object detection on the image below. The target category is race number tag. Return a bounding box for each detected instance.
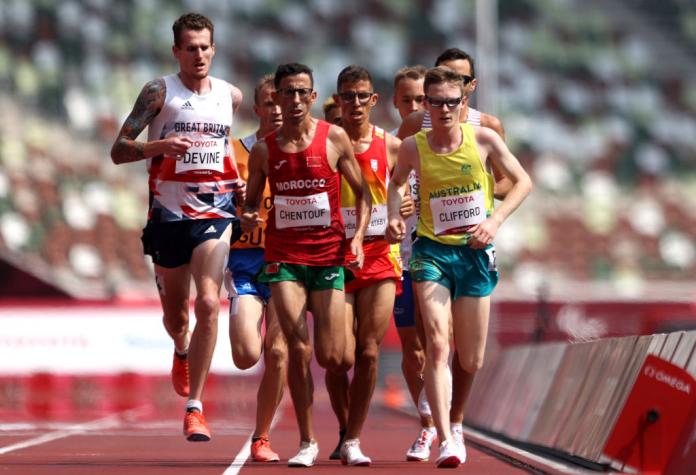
[430,191,486,235]
[275,192,331,229]
[175,136,226,174]
[341,204,388,239]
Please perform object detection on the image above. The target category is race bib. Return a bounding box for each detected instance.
[275,192,331,229]
[175,136,226,174]
[341,204,388,239]
[430,191,486,235]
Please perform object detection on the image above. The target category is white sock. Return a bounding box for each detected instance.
[186,399,203,413]
[175,346,188,357]
[451,422,463,432]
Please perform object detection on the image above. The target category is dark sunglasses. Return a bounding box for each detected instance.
[278,87,313,99]
[426,96,463,108]
[337,91,374,104]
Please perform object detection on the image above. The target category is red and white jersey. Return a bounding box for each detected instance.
[146,74,240,223]
[264,120,346,266]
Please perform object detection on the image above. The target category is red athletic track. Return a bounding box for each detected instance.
[0,370,530,474]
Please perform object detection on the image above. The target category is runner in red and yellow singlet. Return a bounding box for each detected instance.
[324,65,409,466]
[241,63,371,468]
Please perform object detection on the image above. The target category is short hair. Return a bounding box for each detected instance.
[424,66,464,95]
[435,48,476,78]
[253,74,275,105]
[393,65,427,90]
[323,97,339,116]
[172,12,214,48]
[274,63,314,89]
[336,65,373,91]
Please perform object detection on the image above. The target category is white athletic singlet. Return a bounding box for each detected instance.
[146,74,240,223]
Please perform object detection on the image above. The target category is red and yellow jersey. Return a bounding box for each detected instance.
[340,126,400,273]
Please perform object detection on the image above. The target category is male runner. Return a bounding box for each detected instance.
[227,74,286,462]
[241,62,371,467]
[111,12,242,442]
[324,65,407,466]
[387,66,532,467]
[390,64,439,461]
[397,48,513,458]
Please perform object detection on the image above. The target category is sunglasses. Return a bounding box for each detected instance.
[278,87,313,99]
[426,96,463,108]
[337,91,374,104]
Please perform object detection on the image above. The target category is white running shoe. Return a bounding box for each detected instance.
[288,440,319,467]
[340,438,371,466]
[406,427,436,461]
[436,440,462,468]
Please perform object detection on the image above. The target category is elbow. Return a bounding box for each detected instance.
[110,143,123,165]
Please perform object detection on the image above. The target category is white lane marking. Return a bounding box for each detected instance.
[223,406,284,474]
[0,408,143,455]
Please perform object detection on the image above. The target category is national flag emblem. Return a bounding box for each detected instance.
[266,262,280,274]
[370,159,378,172]
[306,155,322,167]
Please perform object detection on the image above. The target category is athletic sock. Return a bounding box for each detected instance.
[186,399,203,413]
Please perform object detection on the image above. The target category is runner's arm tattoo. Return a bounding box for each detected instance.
[110,78,166,164]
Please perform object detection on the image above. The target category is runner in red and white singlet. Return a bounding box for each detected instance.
[111,13,242,443]
[241,63,371,468]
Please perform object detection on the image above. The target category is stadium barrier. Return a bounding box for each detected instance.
[465,331,696,474]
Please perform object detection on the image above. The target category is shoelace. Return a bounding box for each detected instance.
[415,431,429,448]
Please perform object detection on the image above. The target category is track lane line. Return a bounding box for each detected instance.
[0,407,145,455]
[223,402,284,474]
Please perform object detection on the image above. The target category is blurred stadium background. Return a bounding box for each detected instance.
[1,0,695,423]
[1,0,694,304]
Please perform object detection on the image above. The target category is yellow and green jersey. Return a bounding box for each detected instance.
[415,123,494,245]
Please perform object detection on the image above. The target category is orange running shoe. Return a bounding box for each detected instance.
[183,410,211,442]
[251,435,280,462]
[171,353,189,397]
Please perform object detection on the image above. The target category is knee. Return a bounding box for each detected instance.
[195,294,220,320]
[334,352,354,372]
[457,352,484,374]
[163,313,188,334]
[288,341,313,364]
[232,347,259,370]
[264,343,288,370]
[427,337,449,365]
[316,350,342,371]
[356,343,380,368]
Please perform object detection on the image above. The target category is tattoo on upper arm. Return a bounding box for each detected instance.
[114,79,165,160]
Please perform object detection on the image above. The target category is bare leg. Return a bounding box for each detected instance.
[253,300,288,437]
[345,280,394,439]
[416,281,453,445]
[229,295,265,369]
[325,295,356,432]
[272,281,313,443]
[187,225,232,401]
[450,296,490,422]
